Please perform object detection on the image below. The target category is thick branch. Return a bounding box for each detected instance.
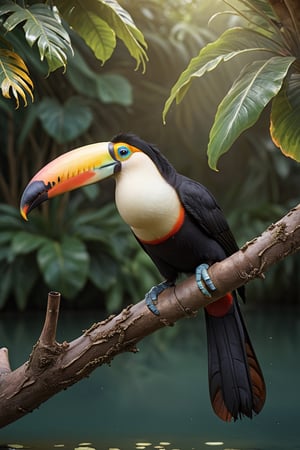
[0,205,299,428]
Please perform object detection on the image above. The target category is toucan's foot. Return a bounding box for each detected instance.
[145,280,175,316]
[196,263,217,298]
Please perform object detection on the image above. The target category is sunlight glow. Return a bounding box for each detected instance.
[74,447,96,450]
[205,443,224,446]
[7,446,24,449]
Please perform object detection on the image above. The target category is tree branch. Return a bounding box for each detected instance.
[0,204,299,428]
[39,291,61,346]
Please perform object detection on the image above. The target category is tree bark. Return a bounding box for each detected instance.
[0,204,299,428]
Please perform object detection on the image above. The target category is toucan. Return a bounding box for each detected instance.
[20,133,266,421]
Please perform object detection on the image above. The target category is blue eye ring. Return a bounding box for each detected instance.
[117,146,131,159]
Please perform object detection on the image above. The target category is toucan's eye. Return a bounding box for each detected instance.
[117,146,131,160]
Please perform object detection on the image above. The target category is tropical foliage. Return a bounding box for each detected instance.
[0,198,159,311]
[163,0,300,168]
[2,0,219,311]
[0,0,147,107]
[0,0,298,310]
[0,0,152,310]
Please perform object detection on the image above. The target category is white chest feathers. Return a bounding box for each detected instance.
[114,152,182,242]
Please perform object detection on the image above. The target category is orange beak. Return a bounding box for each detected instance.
[20,141,120,220]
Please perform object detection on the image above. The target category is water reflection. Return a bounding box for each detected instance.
[0,306,300,450]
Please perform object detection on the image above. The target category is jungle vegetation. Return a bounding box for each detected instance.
[0,0,299,311]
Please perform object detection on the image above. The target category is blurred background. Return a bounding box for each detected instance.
[0,0,299,313]
[0,1,300,448]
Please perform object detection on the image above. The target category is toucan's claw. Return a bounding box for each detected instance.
[145,280,175,316]
[196,263,216,298]
[146,296,160,315]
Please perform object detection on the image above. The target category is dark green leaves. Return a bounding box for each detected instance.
[37,97,93,143]
[0,0,147,106]
[163,2,300,166]
[66,51,132,106]
[96,73,132,105]
[0,200,160,310]
[6,228,90,302]
[0,205,40,309]
[37,236,89,299]
[1,2,73,73]
[57,2,116,64]
[163,27,281,122]
[56,0,148,70]
[12,231,48,255]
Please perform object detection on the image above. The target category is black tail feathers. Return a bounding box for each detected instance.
[205,293,266,421]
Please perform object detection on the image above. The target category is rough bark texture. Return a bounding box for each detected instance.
[0,204,299,428]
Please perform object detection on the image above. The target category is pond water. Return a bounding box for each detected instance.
[0,304,300,450]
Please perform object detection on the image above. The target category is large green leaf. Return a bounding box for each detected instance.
[37,96,93,143]
[270,75,300,162]
[96,73,132,105]
[207,55,295,169]
[95,0,148,70]
[0,204,24,230]
[2,2,73,72]
[11,231,48,255]
[56,1,116,64]
[0,231,15,245]
[0,48,33,107]
[4,25,49,77]
[37,235,89,299]
[89,249,119,290]
[163,27,282,122]
[67,51,132,105]
[70,203,123,228]
[56,0,148,70]
[105,281,123,313]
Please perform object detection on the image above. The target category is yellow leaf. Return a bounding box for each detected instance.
[0,49,34,108]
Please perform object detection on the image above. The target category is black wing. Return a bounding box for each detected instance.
[177,176,239,258]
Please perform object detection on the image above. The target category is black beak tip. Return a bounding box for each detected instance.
[20,180,50,219]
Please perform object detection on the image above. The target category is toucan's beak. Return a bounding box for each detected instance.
[20,141,119,220]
